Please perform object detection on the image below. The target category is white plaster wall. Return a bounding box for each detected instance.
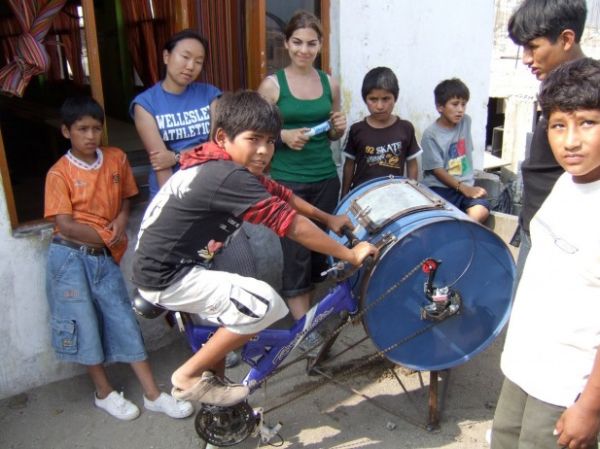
[0,180,177,400]
[0,176,84,399]
[332,0,495,170]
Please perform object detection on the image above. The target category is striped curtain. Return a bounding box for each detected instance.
[0,12,21,67]
[194,0,246,91]
[120,0,247,90]
[0,0,67,97]
[152,0,176,66]
[48,3,84,85]
[121,0,162,87]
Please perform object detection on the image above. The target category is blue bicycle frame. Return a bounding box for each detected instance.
[180,279,358,392]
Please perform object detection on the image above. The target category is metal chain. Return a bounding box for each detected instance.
[256,258,426,387]
[262,258,443,414]
[329,257,429,340]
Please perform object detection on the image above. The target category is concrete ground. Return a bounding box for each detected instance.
[0,320,504,449]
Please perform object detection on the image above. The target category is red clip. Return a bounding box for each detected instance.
[422,259,438,273]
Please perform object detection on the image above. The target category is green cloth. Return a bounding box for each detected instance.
[270,69,337,183]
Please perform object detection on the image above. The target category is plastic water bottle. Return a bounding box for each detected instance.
[305,120,331,137]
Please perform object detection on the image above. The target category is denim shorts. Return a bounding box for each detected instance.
[46,243,147,365]
[277,176,341,298]
[429,186,491,214]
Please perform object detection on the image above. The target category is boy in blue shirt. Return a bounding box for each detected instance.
[342,67,421,197]
[421,78,490,223]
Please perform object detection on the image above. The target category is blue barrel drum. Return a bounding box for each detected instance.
[332,177,515,371]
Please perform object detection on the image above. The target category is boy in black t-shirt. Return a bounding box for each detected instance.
[507,0,586,281]
[341,67,421,197]
[133,91,377,407]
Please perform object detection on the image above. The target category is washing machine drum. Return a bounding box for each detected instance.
[332,177,515,371]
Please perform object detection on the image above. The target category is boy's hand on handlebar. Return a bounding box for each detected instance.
[328,214,353,235]
[349,242,379,267]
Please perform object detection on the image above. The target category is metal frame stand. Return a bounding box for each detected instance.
[425,369,451,431]
[310,364,452,431]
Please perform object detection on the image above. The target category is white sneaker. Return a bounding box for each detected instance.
[144,392,194,418]
[94,391,140,421]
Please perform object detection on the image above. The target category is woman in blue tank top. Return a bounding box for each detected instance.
[130,29,221,198]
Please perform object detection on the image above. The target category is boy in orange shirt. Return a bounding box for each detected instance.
[44,97,192,421]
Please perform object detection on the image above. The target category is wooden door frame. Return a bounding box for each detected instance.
[245,0,330,89]
[0,127,17,228]
[81,0,107,145]
[245,0,266,89]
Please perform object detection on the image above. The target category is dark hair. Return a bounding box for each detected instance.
[212,90,282,140]
[434,78,470,106]
[538,57,600,119]
[361,67,399,101]
[60,96,104,128]
[284,10,323,41]
[163,29,209,56]
[508,0,587,45]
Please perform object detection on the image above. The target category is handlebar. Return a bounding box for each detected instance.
[340,226,375,269]
[340,225,359,247]
[321,227,376,280]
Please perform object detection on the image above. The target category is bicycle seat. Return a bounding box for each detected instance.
[131,289,167,319]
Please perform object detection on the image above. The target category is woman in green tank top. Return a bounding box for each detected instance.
[258,10,347,327]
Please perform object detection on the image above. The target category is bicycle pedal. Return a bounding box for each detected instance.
[259,421,283,444]
[251,408,283,444]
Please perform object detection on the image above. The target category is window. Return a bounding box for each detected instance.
[246,0,330,88]
[0,1,90,225]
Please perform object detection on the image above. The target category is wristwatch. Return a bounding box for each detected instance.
[173,151,181,165]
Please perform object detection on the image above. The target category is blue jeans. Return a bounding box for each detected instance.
[46,243,147,365]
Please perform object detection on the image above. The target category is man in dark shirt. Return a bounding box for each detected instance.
[507,0,586,281]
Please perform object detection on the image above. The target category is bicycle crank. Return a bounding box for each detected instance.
[194,401,256,447]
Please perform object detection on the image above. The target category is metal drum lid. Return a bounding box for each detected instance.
[361,217,514,371]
